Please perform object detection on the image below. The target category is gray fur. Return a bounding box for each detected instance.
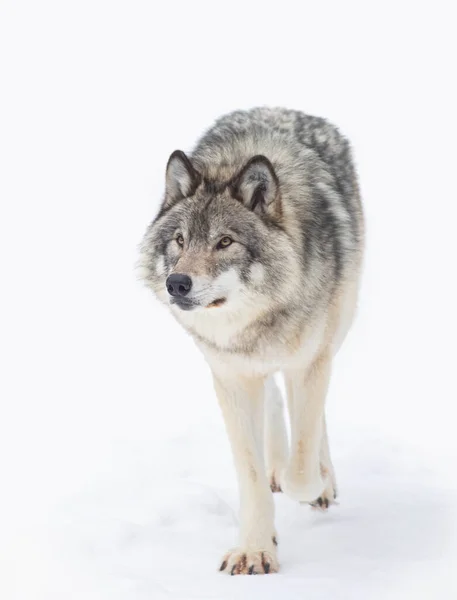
[139,107,364,356]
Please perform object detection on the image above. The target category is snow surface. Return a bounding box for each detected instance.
[1,2,456,599]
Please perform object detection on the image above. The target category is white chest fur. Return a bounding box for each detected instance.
[183,308,328,378]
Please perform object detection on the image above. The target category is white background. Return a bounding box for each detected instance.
[1,1,456,598]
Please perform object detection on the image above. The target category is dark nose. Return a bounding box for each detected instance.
[166,273,192,297]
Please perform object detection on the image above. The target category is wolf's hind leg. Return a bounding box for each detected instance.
[264,377,288,493]
[310,415,337,509]
[282,350,332,503]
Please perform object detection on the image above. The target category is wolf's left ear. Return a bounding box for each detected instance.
[231,155,280,216]
[164,150,201,209]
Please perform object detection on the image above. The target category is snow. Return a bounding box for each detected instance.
[44,429,454,600]
[1,1,456,599]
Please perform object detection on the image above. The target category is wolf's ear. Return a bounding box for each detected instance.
[231,155,280,216]
[164,150,201,209]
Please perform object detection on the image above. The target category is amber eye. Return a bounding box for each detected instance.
[176,234,184,247]
[217,236,233,249]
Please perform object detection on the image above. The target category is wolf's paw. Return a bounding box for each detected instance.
[310,489,337,510]
[281,467,326,503]
[219,547,279,575]
[310,470,338,510]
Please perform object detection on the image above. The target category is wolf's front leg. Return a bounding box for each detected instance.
[282,349,332,503]
[213,372,278,575]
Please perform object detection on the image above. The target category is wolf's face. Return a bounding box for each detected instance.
[154,195,269,313]
[140,150,298,318]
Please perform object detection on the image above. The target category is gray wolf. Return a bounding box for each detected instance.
[138,107,364,574]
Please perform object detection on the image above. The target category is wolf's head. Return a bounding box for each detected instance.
[139,150,298,321]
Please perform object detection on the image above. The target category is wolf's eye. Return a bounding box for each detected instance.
[217,236,233,250]
[176,234,184,247]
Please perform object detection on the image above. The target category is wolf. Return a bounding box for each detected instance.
[139,107,364,575]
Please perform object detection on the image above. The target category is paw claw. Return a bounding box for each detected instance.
[311,492,335,511]
[270,474,282,493]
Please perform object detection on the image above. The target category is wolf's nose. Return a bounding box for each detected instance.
[166,274,192,297]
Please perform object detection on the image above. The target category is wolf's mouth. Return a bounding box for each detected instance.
[206,298,226,308]
[171,297,226,311]
[170,298,196,311]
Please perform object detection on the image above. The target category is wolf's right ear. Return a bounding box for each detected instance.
[163,150,201,209]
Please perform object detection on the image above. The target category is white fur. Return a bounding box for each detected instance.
[166,262,350,566]
[174,268,273,351]
[281,350,331,502]
[249,262,265,286]
[212,372,278,569]
[264,377,288,489]
[155,255,166,277]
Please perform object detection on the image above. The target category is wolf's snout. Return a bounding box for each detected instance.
[166,273,192,297]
